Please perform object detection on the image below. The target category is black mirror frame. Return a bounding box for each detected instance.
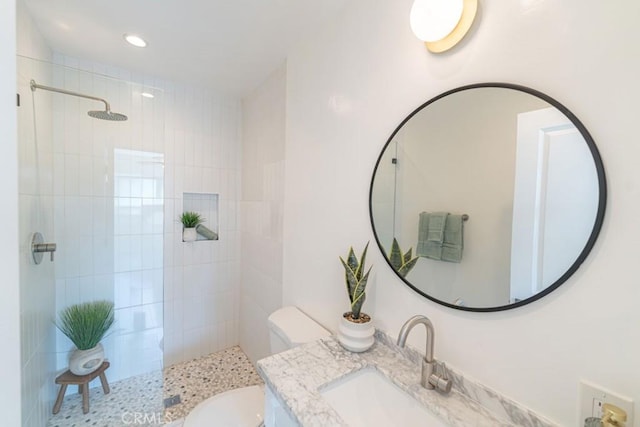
[368,82,607,312]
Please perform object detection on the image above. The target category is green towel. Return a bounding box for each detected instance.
[417,212,464,262]
[441,214,463,263]
[427,212,447,243]
[417,212,444,260]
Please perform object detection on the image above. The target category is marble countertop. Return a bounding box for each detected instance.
[257,332,519,427]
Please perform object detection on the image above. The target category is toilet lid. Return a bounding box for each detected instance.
[183,385,264,427]
[268,306,331,347]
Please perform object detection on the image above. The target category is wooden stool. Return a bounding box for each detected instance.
[53,361,110,415]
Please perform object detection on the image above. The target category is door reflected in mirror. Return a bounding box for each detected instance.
[369,84,606,311]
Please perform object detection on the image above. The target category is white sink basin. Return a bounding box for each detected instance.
[320,369,447,427]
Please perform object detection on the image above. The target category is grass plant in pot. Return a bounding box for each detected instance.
[180,211,204,242]
[338,242,375,352]
[57,300,115,376]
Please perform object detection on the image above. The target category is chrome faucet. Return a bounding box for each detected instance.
[397,315,451,393]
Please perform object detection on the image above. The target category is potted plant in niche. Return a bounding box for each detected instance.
[57,300,115,376]
[180,211,204,242]
[338,242,375,352]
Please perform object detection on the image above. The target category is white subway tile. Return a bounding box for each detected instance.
[93,274,115,302]
[64,154,79,195]
[27,58,247,376]
[76,236,93,277]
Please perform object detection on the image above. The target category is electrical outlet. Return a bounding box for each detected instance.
[592,396,604,418]
[579,380,634,426]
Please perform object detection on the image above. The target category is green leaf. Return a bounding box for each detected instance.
[403,248,413,263]
[180,211,205,228]
[350,268,370,318]
[340,257,359,303]
[389,238,402,270]
[398,257,419,277]
[387,238,418,277]
[56,300,115,350]
[352,267,371,301]
[355,242,369,280]
[340,242,372,315]
[351,292,365,319]
[346,247,359,277]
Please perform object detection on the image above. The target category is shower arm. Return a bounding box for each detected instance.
[30,79,112,112]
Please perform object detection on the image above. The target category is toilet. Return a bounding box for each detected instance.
[183,306,331,427]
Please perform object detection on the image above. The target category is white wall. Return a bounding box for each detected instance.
[240,64,287,363]
[283,1,640,426]
[0,0,22,424]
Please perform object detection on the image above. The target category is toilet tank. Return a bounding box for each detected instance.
[267,306,331,354]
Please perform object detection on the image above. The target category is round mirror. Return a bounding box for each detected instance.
[369,83,606,311]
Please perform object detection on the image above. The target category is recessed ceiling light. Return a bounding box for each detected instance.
[141,92,154,99]
[124,34,147,48]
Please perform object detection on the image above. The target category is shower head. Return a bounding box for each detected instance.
[30,79,128,122]
[88,110,128,121]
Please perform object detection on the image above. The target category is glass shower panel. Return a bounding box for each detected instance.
[19,57,166,386]
[17,54,57,427]
[112,148,165,379]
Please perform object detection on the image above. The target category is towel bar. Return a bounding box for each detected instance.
[462,214,469,221]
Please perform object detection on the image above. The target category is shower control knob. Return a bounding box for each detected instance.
[31,232,57,264]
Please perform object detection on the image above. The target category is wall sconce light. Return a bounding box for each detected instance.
[410,0,478,53]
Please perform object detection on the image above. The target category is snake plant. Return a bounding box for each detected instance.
[339,242,372,320]
[388,238,418,277]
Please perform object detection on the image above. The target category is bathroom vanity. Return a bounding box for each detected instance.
[257,332,556,427]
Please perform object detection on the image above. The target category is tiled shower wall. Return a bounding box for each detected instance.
[160,76,242,366]
[50,53,243,371]
[16,3,56,427]
[17,4,241,420]
[47,58,166,383]
[19,51,240,392]
[17,57,56,427]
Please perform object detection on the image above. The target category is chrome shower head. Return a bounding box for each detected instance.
[88,110,128,121]
[30,79,128,122]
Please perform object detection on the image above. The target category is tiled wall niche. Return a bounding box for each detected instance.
[182,192,220,241]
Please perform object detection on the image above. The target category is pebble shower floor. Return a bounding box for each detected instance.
[47,346,263,427]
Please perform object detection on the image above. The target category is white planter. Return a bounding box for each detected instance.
[183,227,197,242]
[69,343,105,376]
[337,312,375,353]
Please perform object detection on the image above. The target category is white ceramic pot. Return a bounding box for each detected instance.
[183,227,197,242]
[69,343,105,375]
[337,312,375,353]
